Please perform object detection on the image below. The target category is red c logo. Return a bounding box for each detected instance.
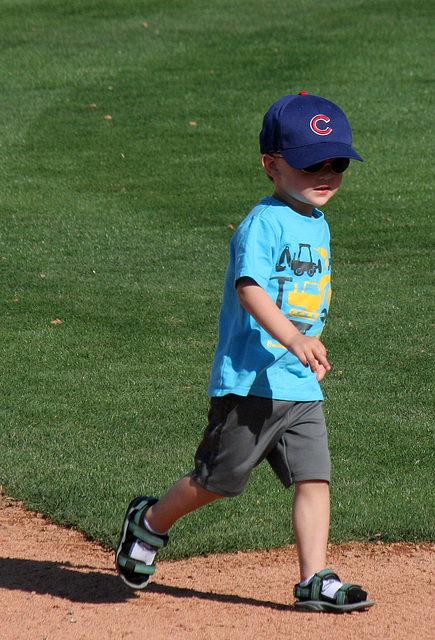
[310,115,333,136]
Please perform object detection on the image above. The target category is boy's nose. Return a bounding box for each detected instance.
[318,164,334,177]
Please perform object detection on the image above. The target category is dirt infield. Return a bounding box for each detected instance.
[0,495,433,640]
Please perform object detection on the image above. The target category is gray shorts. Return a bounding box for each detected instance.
[192,394,331,497]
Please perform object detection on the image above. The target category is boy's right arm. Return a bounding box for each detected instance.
[237,277,331,380]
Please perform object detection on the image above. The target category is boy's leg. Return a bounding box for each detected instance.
[116,473,223,589]
[292,479,330,582]
[291,479,374,611]
[145,472,223,533]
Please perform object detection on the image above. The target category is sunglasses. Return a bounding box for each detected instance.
[270,153,350,174]
[301,158,350,174]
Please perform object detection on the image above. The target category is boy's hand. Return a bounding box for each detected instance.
[286,333,331,377]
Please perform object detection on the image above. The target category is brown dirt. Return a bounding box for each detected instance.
[0,495,433,640]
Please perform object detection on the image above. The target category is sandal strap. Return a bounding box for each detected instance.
[116,551,157,576]
[335,583,364,605]
[128,511,169,548]
[294,569,341,599]
[127,497,169,548]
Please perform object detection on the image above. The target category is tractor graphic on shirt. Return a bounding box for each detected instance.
[270,274,331,336]
[271,244,331,336]
[287,276,331,331]
[276,243,322,277]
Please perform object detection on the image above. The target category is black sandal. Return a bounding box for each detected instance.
[294,569,375,613]
[115,496,169,589]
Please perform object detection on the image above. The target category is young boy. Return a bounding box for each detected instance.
[116,93,374,613]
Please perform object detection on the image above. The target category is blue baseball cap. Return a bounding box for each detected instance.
[259,92,363,169]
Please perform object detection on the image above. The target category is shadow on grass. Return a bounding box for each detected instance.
[0,557,137,604]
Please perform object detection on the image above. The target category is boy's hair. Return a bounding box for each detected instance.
[260,92,363,169]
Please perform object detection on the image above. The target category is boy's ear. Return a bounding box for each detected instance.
[262,154,279,182]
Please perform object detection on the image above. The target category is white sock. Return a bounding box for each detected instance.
[129,517,168,564]
[321,577,343,599]
[299,574,343,599]
[129,540,157,565]
[299,574,314,587]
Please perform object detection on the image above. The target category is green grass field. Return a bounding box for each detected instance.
[0,0,433,558]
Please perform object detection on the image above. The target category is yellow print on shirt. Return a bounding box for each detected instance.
[287,274,331,322]
[266,275,331,348]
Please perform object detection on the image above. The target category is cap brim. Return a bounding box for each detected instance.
[281,143,363,169]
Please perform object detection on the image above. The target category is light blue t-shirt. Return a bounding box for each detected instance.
[207,197,332,401]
